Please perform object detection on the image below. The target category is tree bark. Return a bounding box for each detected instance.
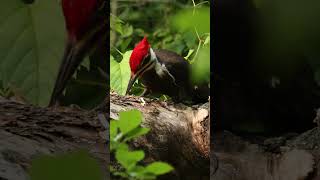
[212,128,320,180]
[0,97,108,180]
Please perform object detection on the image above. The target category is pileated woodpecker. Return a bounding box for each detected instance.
[126,37,209,103]
[49,0,107,106]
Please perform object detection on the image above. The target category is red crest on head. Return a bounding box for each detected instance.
[62,0,98,42]
[129,37,150,74]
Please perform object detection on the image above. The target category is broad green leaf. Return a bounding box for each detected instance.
[111,142,129,153]
[115,149,144,170]
[117,143,129,151]
[110,120,118,140]
[0,0,65,106]
[135,172,156,180]
[29,151,103,180]
[118,109,142,135]
[110,51,132,95]
[122,24,133,37]
[128,165,145,177]
[144,162,174,175]
[124,127,150,142]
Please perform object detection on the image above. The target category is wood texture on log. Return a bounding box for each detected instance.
[0,97,108,180]
[212,130,320,180]
[0,93,210,180]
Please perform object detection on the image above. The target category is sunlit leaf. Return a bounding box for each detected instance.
[110,51,132,95]
[110,120,118,140]
[118,109,142,135]
[116,149,145,170]
[124,127,150,142]
[144,162,174,175]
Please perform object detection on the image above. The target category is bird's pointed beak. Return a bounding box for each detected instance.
[126,73,139,95]
[126,48,156,95]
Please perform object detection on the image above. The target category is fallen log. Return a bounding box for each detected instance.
[0,94,211,180]
[212,128,320,180]
[0,97,108,180]
[110,93,210,179]
[3,93,320,180]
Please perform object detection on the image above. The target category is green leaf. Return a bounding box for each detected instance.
[110,120,118,140]
[144,162,174,175]
[110,51,132,95]
[110,141,128,153]
[118,109,142,135]
[127,165,146,177]
[111,14,124,34]
[113,171,129,178]
[0,0,65,106]
[122,24,133,37]
[124,127,150,142]
[183,31,197,48]
[115,149,145,170]
[114,23,123,35]
[120,38,132,53]
[29,151,103,180]
[129,165,145,173]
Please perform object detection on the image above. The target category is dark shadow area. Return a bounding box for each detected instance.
[213,0,320,136]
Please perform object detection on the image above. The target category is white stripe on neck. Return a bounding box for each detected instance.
[149,48,178,87]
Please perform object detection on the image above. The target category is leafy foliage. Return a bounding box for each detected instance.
[110,109,174,179]
[171,6,210,83]
[110,0,210,97]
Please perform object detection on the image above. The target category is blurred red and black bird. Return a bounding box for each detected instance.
[49,0,107,106]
